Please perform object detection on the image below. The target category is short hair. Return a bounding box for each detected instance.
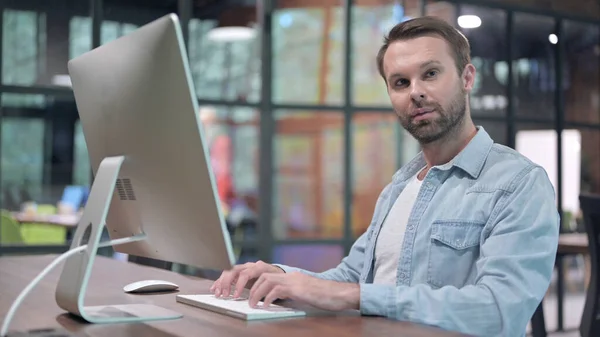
[376,16,471,81]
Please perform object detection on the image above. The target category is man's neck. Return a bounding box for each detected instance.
[418,120,477,178]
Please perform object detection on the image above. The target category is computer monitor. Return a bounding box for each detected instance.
[54,13,236,324]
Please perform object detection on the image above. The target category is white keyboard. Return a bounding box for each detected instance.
[176,294,306,321]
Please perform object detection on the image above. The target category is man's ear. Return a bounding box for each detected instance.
[462,64,476,92]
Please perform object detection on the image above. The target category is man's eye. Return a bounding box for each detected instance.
[395,79,409,87]
[426,70,438,77]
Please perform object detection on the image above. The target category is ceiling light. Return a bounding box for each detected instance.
[548,34,558,44]
[52,74,72,87]
[457,15,481,29]
[207,26,255,42]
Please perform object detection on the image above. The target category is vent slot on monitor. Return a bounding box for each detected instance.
[115,178,136,201]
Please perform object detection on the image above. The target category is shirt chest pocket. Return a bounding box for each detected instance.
[427,220,485,289]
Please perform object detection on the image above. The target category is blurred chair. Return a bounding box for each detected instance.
[0,210,23,244]
[579,193,600,337]
[60,185,89,210]
[20,204,67,244]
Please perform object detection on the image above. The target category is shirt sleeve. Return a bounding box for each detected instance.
[359,166,560,337]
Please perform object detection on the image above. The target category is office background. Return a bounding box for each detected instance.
[0,0,598,301]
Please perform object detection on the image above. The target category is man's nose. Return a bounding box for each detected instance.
[410,84,426,103]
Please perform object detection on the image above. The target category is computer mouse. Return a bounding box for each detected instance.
[123,280,179,293]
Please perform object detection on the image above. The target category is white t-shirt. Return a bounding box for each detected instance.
[373,170,424,285]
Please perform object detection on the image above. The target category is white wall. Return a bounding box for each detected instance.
[516,129,581,214]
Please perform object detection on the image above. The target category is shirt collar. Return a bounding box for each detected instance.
[393,126,494,182]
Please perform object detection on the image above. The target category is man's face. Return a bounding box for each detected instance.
[382,36,474,144]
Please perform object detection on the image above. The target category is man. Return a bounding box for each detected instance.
[210,16,559,336]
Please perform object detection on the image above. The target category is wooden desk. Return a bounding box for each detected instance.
[0,255,468,337]
[12,213,80,228]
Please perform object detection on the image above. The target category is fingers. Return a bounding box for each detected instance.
[262,285,284,308]
[248,273,286,308]
[213,264,245,297]
[211,261,280,299]
[233,268,262,298]
[248,271,269,300]
[210,273,232,292]
[248,274,271,307]
[210,274,225,297]
[219,271,240,298]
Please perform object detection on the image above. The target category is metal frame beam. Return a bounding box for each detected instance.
[0,85,74,98]
[554,18,566,332]
[257,0,275,262]
[0,244,70,256]
[342,0,354,254]
[177,0,192,46]
[91,0,102,48]
[2,0,89,17]
[506,11,516,149]
[0,0,3,246]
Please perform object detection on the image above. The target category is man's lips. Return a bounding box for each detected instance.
[411,107,435,117]
[411,108,436,122]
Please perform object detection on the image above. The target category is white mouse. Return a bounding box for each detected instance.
[123,279,179,293]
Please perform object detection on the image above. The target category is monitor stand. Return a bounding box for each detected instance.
[54,155,183,324]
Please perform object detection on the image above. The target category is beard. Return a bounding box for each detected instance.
[398,87,467,145]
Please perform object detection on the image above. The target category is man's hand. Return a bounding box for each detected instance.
[248,271,360,312]
[210,261,284,298]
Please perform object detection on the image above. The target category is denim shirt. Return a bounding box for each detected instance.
[276,126,560,337]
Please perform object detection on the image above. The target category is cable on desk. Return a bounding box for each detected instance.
[0,234,147,337]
